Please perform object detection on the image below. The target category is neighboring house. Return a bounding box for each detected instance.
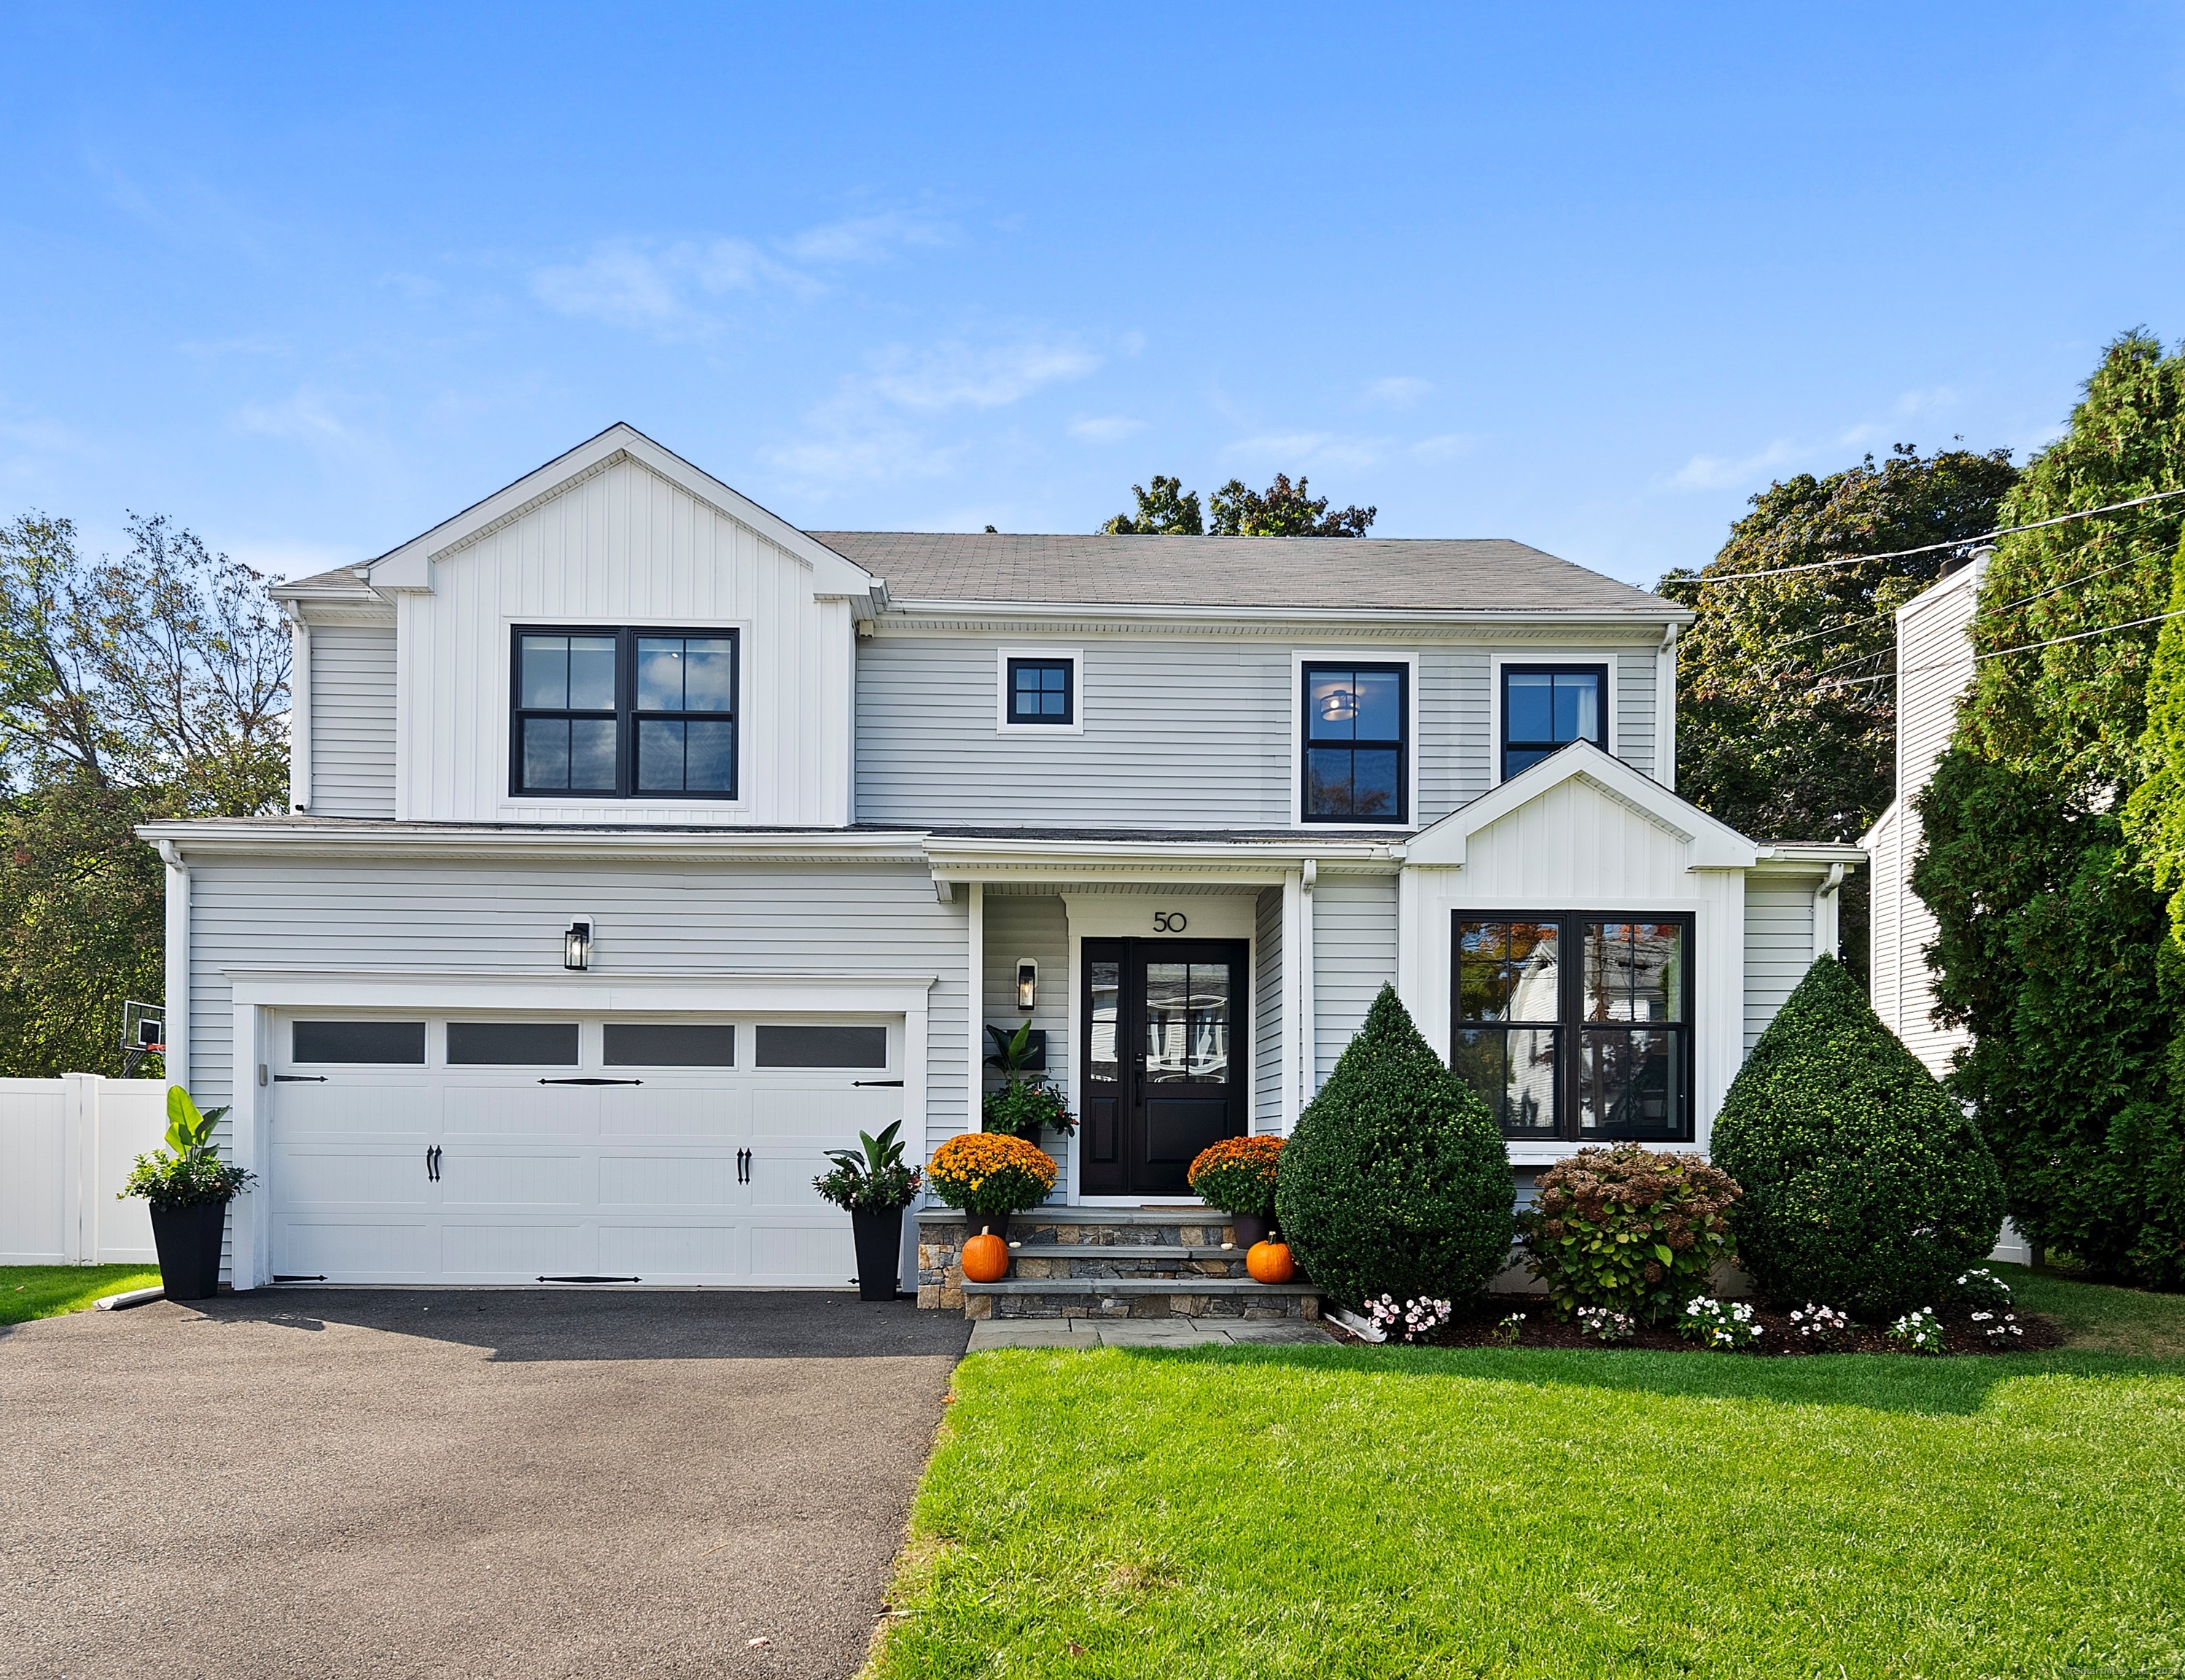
[139,424,1859,1293]
[1862,553,1987,1079]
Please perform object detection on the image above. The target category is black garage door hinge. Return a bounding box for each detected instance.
[538,1077,643,1086]
[272,1275,327,1283]
[853,1078,904,1087]
[274,1075,327,1083]
[537,1275,642,1283]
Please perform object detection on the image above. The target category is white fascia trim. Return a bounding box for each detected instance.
[1289,647,1422,833]
[133,820,930,865]
[363,424,881,601]
[994,645,1087,734]
[879,599,1691,630]
[225,970,937,1014]
[1750,844,1869,871]
[924,836,1400,882]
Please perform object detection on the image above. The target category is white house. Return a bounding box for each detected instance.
[139,424,1860,1302]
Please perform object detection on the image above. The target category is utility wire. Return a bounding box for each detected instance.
[1673,486,2185,586]
[1814,607,2185,692]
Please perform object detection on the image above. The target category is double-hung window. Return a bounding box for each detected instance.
[1453,912,1692,1141]
[1501,664,1607,778]
[1301,661,1408,823]
[513,627,738,798]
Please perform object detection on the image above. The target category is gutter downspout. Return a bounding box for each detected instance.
[1656,623,1679,790]
[156,840,190,1090]
[282,602,312,813]
[1812,862,1845,962]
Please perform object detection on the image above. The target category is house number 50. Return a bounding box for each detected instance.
[1153,911,1188,933]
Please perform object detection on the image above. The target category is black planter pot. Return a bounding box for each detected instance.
[850,1205,908,1302]
[963,1208,1010,1246]
[1229,1211,1270,1249]
[149,1201,228,1301]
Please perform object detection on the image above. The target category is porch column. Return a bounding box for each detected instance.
[1298,859,1317,1107]
[965,882,984,1140]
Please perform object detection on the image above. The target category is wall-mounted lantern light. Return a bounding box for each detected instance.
[1016,958,1038,1013]
[564,918,594,971]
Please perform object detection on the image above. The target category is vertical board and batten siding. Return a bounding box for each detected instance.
[1866,564,1982,1078]
[310,625,397,817]
[400,456,851,827]
[1742,877,1817,1052]
[1253,886,1284,1134]
[980,894,1072,1198]
[1312,873,1399,1084]
[853,637,1652,829]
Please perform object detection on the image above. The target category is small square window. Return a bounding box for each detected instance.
[1502,664,1607,779]
[1005,658,1075,726]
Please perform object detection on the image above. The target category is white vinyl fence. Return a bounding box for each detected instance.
[0,1077,168,1265]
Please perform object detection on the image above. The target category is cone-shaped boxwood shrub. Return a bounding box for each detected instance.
[1710,954,2005,1314]
[1274,984,1514,1310]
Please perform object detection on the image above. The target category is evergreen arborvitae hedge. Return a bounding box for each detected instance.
[1273,985,1514,1310]
[1710,954,2004,1313]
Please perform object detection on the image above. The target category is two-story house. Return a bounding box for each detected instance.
[141,424,1861,1296]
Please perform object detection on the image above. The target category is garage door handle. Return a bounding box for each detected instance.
[736,1148,750,1183]
[426,1146,440,1182]
[853,1079,904,1087]
[537,1077,644,1086]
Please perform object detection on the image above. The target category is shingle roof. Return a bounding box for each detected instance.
[810,532,1674,615]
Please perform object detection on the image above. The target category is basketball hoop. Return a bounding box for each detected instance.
[121,1002,165,1078]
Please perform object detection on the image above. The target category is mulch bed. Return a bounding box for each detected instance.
[1325,1296,2066,1357]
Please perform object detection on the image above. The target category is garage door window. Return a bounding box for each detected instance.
[754,1024,887,1068]
[446,1021,580,1065]
[292,1020,427,1064]
[603,1023,737,1066]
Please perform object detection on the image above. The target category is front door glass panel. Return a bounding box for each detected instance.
[1079,939,1248,1196]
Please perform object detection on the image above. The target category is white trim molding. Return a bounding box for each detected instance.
[1288,648,1422,833]
[994,645,1086,735]
[1487,647,1622,788]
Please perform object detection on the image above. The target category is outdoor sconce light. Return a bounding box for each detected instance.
[1016,958,1038,1012]
[564,919,593,971]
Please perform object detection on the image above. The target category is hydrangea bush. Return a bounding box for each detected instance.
[1516,1143,1740,1323]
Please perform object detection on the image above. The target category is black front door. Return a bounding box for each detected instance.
[1078,938,1249,1197]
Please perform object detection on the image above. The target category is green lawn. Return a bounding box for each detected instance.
[873,1276,2185,1679]
[0,1265,162,1326]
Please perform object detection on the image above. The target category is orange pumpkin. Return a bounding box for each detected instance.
[1246,1238,1294,1284]
[960,1230,1010,1284]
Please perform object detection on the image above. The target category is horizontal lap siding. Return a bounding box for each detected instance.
[1743,881,1814,1053]
[980,895,1071,1196]
[1314,874,1398,1086]
[311,626,397,817]
[1616,648,1656,779]
[1254,886,1283,1133]
[185,861,969,1155]
[1417,648,1490,825]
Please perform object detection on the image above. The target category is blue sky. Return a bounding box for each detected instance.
[4,4,2182,588]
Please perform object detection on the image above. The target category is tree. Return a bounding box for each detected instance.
[1656,444,2020,981]
[1917,329,2185,1284]
[1099,475,1203,535]
[0,511,289,1076]
[1209,472,1374,537]
[1272,985,1513,1309]
[1709,954,2004,1313]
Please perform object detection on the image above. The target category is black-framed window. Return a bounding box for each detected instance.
[1502,664,1607,779]
[513,627,738,798]
[1452,911,1692,1141]
[1006,658,1074,725]
[1302,661,1408,823]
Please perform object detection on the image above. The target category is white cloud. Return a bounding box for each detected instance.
[1666,440,1799,492]
[1068,415,1145,443]
[1223,431,1389,470]
[780,211,953,263]
[1363,376,1433,408]
[865,338,1101,412]
[529,236,816,338]
[1411,432,1476,461]
[232,387,356,443]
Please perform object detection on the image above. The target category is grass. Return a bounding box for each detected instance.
[871,1273,2185,1679]
[1995,1261,2185,1357]
[0,1264,161,1326]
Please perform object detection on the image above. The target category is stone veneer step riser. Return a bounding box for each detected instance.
[916,1208,1310,1316]
[965,1291,1320,1322]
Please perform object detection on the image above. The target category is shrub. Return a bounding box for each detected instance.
[981,1081,1074,1140]
[1710,954,2006,1315]
[1576,1305,1635,1343]
[1272,985,1513,1310]
[1363,1294,1452,1343]
[1187,1135,1285,1216]
[1516,1143,1740,1323]
[1788,1303,1852,1345]
[926,1132,1056,1218]
[1953,1267,2014,1309]
[1887,1307,1947,1355]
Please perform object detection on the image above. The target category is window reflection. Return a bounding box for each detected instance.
[1088,961,1120,1084]
[1143,962,1229,1083]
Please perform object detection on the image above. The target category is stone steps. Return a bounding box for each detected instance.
[964,1278,1322,1323]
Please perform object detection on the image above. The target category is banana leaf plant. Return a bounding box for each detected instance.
[814,1119,922,1212]
[120,1086,254,1210]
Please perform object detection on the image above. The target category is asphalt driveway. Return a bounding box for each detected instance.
[1,1289,971,1679]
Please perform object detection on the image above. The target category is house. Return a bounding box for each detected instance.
[139,424,1861,1304]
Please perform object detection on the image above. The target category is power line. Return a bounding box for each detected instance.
[1673,486,2185,586]
[1814,607,2185,692]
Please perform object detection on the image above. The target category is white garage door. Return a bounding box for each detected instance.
[266,1013,906,1286]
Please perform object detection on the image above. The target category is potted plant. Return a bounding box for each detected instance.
[814,1121,923,1302]
[1186,1134,1285,1247]
[120,1086,254,1302]
[981,1022,1077,1141]
[925,1130,1058,1248]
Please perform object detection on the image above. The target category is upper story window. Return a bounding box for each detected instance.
[1502,664,1607,778]
[1006,658,1074,725]
[1301,661,1408,824]
[513,627,738,799]
[1452,913,1692,1141]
